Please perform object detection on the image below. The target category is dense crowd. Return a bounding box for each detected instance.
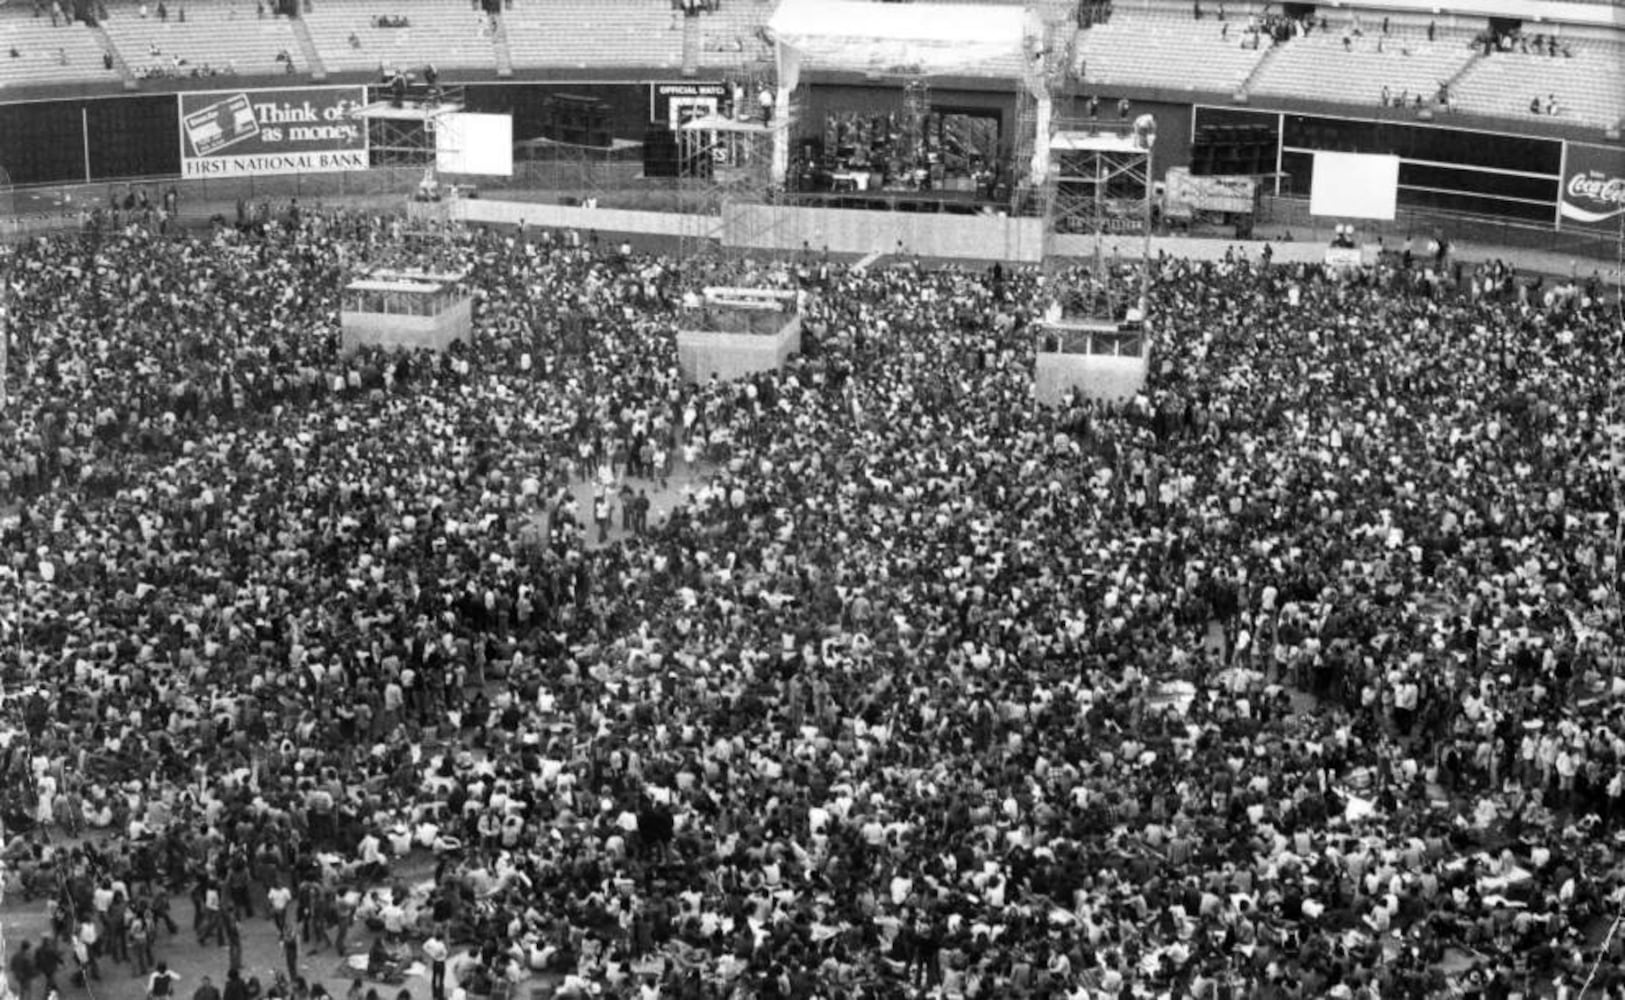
[2,207,1625,1000]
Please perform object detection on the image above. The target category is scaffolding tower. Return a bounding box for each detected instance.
[899,78,932,170]
[1043,124,1154,322]
[1020,0,1153,322]
[675,58,796,270]
[1030,4,1156,405]
[1013,3,1075,217]
[352,86,468,247]
[354,84,465,172]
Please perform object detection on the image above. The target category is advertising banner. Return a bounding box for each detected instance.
[1164,167,1257,217]
[1558,141,1625,233]
[178,86,367,178]
[650,82,731,130]
[1324,247,1365,269]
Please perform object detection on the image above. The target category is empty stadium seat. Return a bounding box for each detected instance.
[501,0,684,71]
[103,4,303,80]
[1075,8,1271,93]
[694,0,774,70]
[1247,26,1475,108]
[1450,42,1625,129]
[303,0,499,75]
[0,10,121,87]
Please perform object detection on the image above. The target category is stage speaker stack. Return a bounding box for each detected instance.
[643,127,680,178]
[541,95,614,148]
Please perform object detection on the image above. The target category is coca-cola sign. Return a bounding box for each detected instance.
[1559,141,1625,231]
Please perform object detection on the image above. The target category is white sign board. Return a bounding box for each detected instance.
[1309,152,1399,221]
[436,113,514,177]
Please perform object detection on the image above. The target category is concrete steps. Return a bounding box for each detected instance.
[289,14,327,80]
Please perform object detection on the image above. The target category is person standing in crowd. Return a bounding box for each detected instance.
[423,934,448,1000]
[148,963,180,1000]
[281,929,299,982]
[10,941,34,1000]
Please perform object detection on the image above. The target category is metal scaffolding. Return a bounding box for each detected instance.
[352,87,472,248]
[1013,3,1076,216]
[899,78,932,170]
[1029,3,1155,406]
[674,66,795,268]
[1042,124,1154,323]
[520,137,646,208]
[353,85,466,174]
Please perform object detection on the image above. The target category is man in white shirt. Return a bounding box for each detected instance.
[199,884,225,946]
[423,934,449,1000]
[267,884,293,935]
[357,830,385,882]
[74,918,100,981]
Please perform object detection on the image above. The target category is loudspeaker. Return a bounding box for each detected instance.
[643,127,679,178]
[543,95,614,148]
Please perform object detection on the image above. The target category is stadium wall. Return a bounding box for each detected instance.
[0,81,662,188]
[1188,104,1620,229]
[0,94,180,186]
[0,84,1189,193]
[1,79,1619,241]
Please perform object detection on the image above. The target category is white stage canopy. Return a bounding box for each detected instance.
[767,0,1029,83]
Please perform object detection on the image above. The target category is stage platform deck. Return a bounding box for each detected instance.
[353,101,465,122]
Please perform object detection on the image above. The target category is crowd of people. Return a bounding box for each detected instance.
[1475,29,1574,60]
[1,203,1625,1000]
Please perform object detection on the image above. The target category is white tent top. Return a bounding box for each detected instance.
[768,0,1029,79]
[1051,132,1146,154]
[678,115,783,134]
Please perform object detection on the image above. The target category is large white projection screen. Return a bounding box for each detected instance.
[436,113,514,176]
[1309,152,1399,221]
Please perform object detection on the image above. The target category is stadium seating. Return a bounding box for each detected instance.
[501,0,684,71]
[1449,42,1625,129]
[103,5,303,79]
[303,0,499,75]
[1247,27,1476,108]
[0,10,121,87]
[1074,7,1271,93]
[694,0,774,69]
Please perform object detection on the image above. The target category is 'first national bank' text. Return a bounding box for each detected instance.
[182,150,369,178]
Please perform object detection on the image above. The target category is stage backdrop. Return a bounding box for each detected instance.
[178,86,368,179]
